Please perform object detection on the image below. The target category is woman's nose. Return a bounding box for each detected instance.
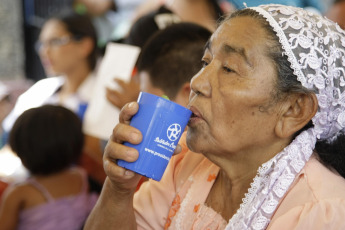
[38,43,51,57]
[190,67,212,98]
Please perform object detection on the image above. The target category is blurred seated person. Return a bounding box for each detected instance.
[106,0,222,109]
[0,105,98,230]
[325,0,345,29]
[132,0,224,33]
[105,5,181,109]
[130,22,212,188]
[1,10,106,191]
[135,22,211,106]
[2,10,99,142]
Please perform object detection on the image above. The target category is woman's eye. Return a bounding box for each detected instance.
[223,66,234,73]
[201,60,209,68]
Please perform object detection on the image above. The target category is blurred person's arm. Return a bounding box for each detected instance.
[74,0,115,16]
[0,186,22,230]
[106,77,140,110]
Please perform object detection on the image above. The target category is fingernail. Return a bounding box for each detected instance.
[126,149,137,159]
[130,132,139,141]
[128,102,135,108]
[124,170,134,177]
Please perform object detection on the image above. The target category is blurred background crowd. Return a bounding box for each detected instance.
[0,0,341,143]
[0,0,344,228]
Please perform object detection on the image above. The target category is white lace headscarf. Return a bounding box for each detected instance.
[225,4,345,230]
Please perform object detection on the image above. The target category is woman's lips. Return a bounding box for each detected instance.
[188,106,204,125]
[41,59,52,68]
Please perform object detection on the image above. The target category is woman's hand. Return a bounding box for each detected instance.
[85,101,184,230]
[103,102,143,192]
[85,101,141,230]
[103,100,183,191]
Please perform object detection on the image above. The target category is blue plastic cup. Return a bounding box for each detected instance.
[117,92,192,181]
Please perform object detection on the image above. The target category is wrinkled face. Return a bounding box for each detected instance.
[38,19,85,76]
[187,16,283,159]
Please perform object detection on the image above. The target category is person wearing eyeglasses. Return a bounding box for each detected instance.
[3,11,98,137]
[0,10,105,192]
[2,10,99,140]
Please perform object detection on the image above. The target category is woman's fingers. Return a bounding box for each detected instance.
[104,139,139,163]
[111,122,142,145]
[101,101,144,189]
[119,102,139,124]
[103,138,142,189]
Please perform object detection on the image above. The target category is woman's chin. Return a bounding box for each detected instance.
[186,128,203,153]
[43,67,58,77]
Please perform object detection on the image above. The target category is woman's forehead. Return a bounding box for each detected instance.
[207,17,270,61]
[212,17,265,43]
[40,20,68,37]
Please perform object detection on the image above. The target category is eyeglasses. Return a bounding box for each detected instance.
[35,36,76,52]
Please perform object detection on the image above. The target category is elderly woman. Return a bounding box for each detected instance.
[85,4,345,230]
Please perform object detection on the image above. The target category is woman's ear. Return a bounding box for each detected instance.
[180,82,191,97]
[78,37,94,59]
[275,93,318,138]
[174,82,191,107]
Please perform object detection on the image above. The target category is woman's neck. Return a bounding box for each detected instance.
[206,166,257,220]
[59,61,91,102]
[205,138,291,220]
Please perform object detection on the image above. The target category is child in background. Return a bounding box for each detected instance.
[0,11,106,192]
[122,22,212,189]
[0,105,98,230]
[135,22,211,106]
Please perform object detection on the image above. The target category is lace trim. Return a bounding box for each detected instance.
[226,129,316,229]
[251,6,306,85]
[253,5,345,141]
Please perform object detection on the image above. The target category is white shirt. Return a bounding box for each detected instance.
[2,74,96,133]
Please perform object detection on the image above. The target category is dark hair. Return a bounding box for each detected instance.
[124,6,179,48]
[9,105,84,175]
[136,22,211,100]
[48,10,99,70]
[227,8,345,178]
[124,1,223,49]
[334,0,345,4]
[208,0,225,21]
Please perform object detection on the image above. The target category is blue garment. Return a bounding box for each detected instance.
[77,102,88,122]
[227,0,325,13]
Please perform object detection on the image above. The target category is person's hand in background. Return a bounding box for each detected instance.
[106,77,140,109]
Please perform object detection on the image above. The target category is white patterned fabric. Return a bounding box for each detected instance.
[225,4,345,230]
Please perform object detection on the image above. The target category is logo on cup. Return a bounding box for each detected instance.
[167,123,182,141]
